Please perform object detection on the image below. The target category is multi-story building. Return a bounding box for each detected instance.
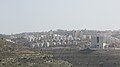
[90,34,107,49]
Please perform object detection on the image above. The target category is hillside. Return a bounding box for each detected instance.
[0,39,72,67]
[45,48,120,67]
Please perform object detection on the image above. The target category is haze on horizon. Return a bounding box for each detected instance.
[0,0,120,34]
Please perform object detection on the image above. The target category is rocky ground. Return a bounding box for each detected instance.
[45,48,120,67]
[0,39,72,67]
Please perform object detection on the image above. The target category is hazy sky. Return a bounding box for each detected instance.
[0,0,120,34]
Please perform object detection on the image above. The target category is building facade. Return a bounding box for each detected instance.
[90,34,106,49]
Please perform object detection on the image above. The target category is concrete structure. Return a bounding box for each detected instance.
[90,34,106,49]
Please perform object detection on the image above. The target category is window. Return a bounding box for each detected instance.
[97,37,99,43]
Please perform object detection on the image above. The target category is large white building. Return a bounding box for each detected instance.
[90,34,107,49]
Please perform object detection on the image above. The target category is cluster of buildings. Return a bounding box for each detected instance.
[6,29,120,49]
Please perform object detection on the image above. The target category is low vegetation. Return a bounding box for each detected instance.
[0,39,72,67]
[45,48,120,67]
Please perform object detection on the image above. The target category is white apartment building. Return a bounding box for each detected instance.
[90,34,107,49]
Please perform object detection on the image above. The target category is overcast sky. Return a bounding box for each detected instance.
[0,0,120,34]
